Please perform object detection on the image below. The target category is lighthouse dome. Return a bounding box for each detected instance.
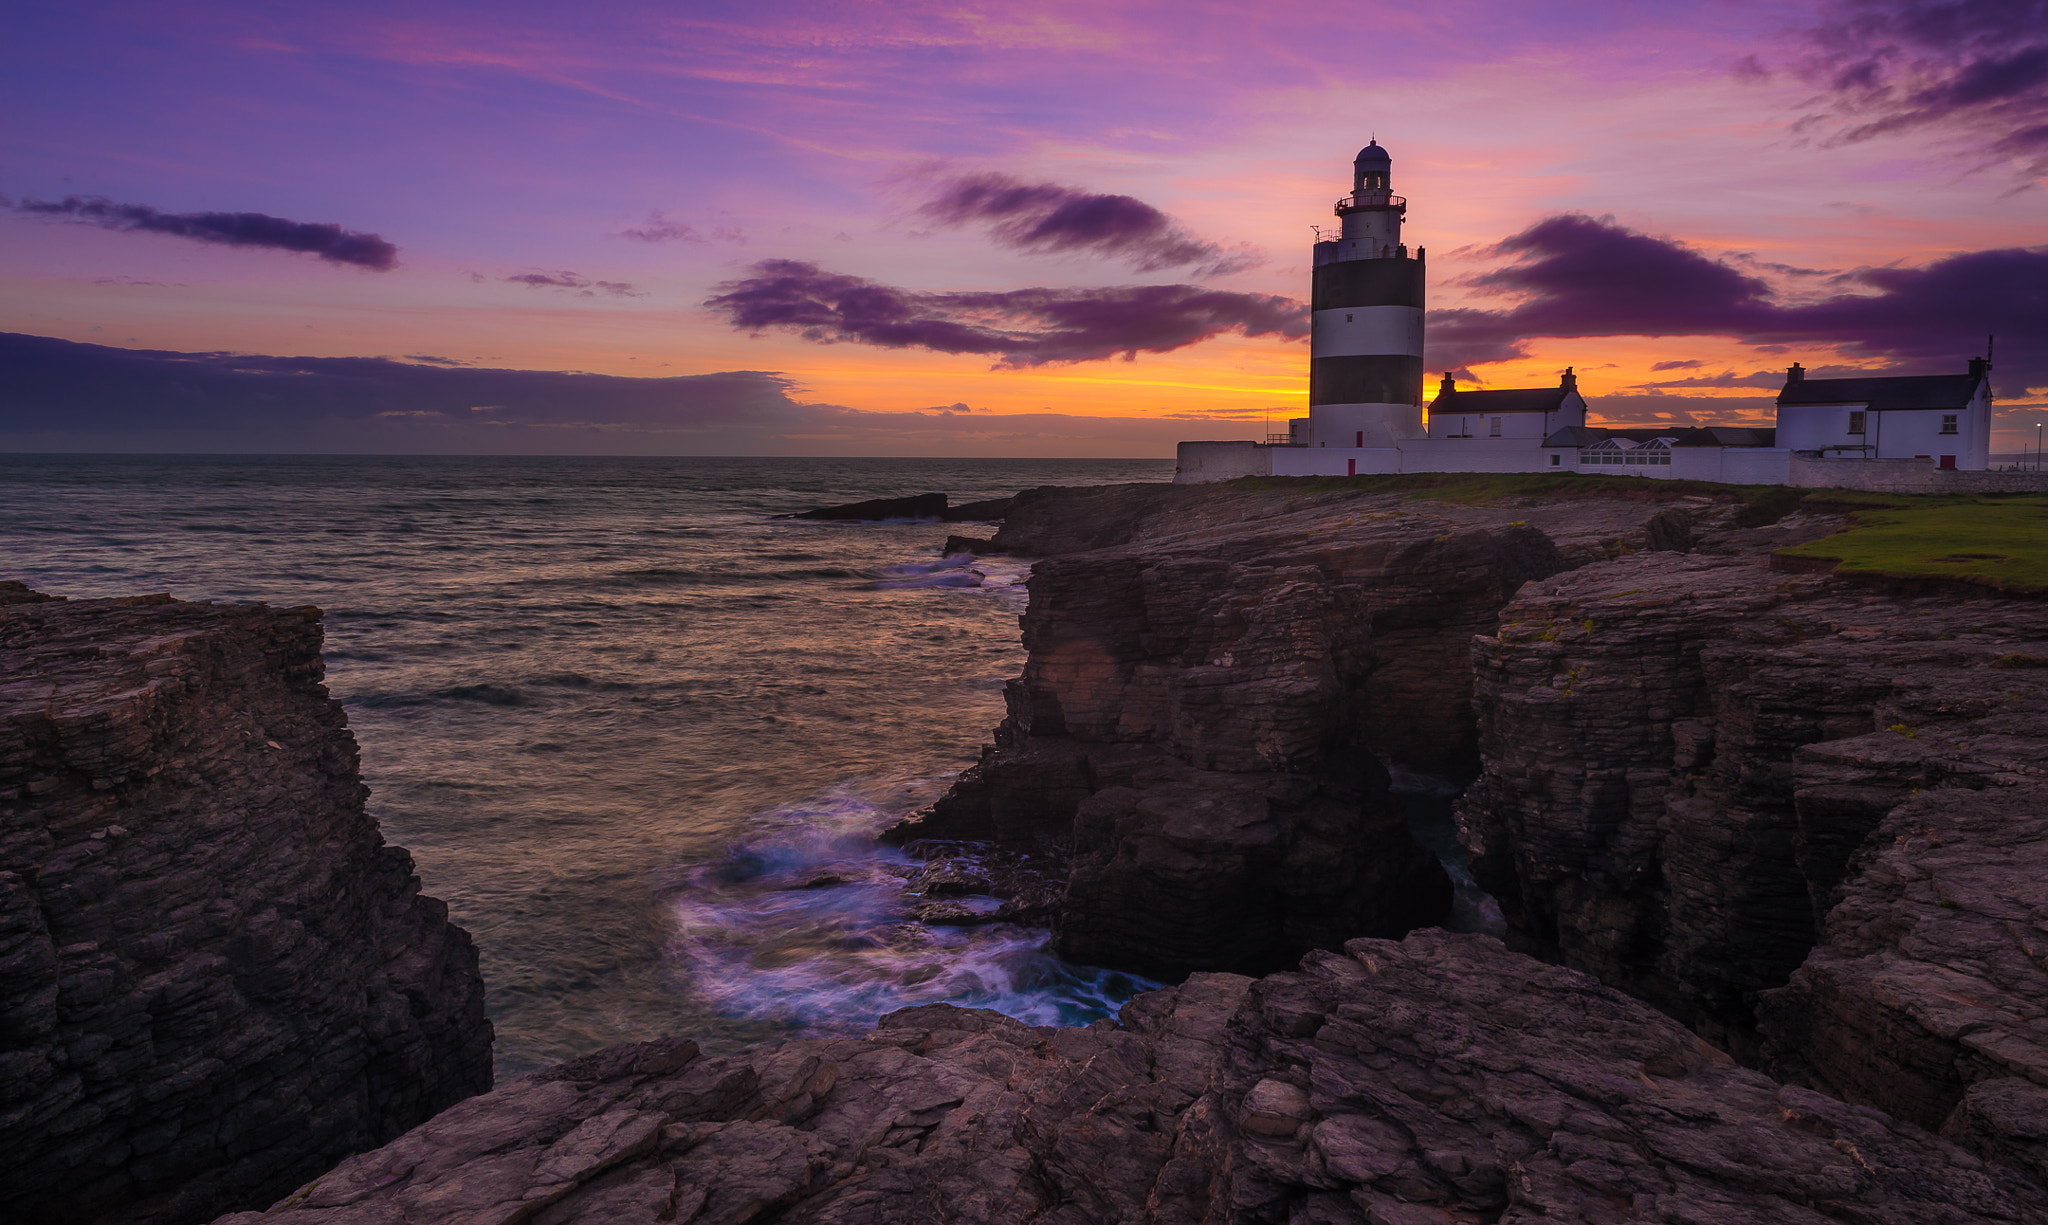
[1355,141,1390,163]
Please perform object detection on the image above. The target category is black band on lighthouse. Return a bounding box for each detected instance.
[1310,355,1425,407]
[1311,258,1425,311]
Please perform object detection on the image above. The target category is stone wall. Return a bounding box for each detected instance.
[1789,455,2048,492]
[1172,440,1273,483]
[0,588,492,1225]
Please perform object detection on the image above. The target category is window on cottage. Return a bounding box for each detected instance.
[1941,414,1959,435]
[1550,454,1561,466]
[1345,314,1353,322]
[1489,417,1502,437]
[1848,411,1866,435]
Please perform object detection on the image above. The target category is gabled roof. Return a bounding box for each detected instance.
[1430,387,1578,414]
[1778,373,1982,411]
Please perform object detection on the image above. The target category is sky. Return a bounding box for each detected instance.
[2,0,2044,455]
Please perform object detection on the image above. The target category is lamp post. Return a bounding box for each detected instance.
[2038,422,2043,472]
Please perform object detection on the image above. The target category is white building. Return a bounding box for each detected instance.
[1774,361,1992,471]
[1174,145,2013,491]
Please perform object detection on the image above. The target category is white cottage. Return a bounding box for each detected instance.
[1774,359,1992,471]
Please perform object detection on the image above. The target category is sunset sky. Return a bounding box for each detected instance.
[3,0,2044,455]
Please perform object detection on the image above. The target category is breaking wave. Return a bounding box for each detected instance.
[664,789,1158,1033]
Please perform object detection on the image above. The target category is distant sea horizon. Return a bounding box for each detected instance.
[1,453,1174,1076]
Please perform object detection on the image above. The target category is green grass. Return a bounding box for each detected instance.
[1774,496,2048,594]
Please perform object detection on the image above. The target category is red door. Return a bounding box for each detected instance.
[1355,431,1364,448]
[1939,455,1957,469]
[1347,458,1356,476]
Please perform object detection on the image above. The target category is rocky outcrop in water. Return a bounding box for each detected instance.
[891,483,1734,979]
[0,590,492,1225]
[778,493,1016,523]
[215,929,2046,1225]
[781,493,949,521]
[1458,544,2048,1170]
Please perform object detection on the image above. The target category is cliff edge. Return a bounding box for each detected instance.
[0,585,493,1225]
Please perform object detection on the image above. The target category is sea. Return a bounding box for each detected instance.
[0,454,1174,1077]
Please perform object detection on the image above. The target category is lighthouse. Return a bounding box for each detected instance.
[1307,140,1425,447]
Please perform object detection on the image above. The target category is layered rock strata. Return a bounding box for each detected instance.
[1760,777,2048,1183]
[894,482,1742,978]
[218,930,2045,1225]
[0,591,492,1225]
[1459,546,2048,1145]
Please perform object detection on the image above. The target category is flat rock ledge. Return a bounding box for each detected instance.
[221,930,2043,1225]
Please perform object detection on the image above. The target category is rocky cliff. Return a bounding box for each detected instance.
[0,587,493,1225]
[1458,542,2048,1176]
[888,482,1750,980]
[901,479,2048,1188]
[215,929,2046,1225]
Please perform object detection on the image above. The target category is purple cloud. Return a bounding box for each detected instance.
[918,172,1257,275]
[9,195,397,269]
[705,259,1304,367]
[1790,0,2048,174]
[1430,213,2047,392]
[617,212,746,245]
[505,270,642,297]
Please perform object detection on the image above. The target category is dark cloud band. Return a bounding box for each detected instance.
[0,332,1210,453]
[1429,213,2047,393]
[9,196,398,269]
[705,260,1305,367]
[919,172,1256,276]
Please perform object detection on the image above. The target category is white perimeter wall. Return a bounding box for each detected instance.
[1175,441,1272,483]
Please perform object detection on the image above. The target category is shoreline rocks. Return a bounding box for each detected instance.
[0,591,491,1225]
[14,476,2048,1218]
[215,930,2048,1224]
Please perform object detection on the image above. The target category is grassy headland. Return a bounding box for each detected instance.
[1226,473,2048,594]
[1774,495,2048,595]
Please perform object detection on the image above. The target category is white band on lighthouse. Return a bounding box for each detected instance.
[1310,306,1423,359]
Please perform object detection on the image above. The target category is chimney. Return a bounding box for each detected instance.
[1438,372,1456,399]
[1787,362,1805,385]
[1969,355,1989,380]
[1560,366,1577,393]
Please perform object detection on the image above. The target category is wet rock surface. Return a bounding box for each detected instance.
[218,930,2046,1225]
[0,593,491,1225]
